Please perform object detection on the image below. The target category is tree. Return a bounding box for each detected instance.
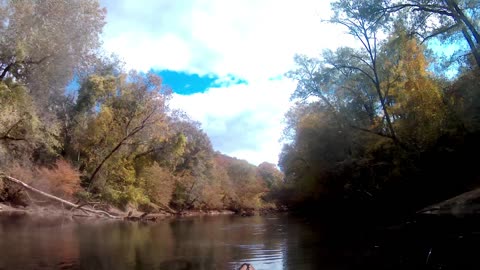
[226,157,267,210]
[137,162,175,210]
[0,0,105,167]
[0,0,106,100]
[257,162,283,189]
[379,25,447,148]
[168,117,215,210]
[374,0,480,68]
[0,79,60,163]
[288,1,403,145]
[69,71,170,206]
[279,102,359,205]
[282,10,453,213]
[329,0,400,143]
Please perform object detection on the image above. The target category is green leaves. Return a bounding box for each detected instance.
[0,0,280,213]
[67,72,170,207]
[0,80,60,160]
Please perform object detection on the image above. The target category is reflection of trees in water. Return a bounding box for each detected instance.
[166,215,287,269]
[76,215,288,269]
[0,215,80,269]
[78,221,176,270]
[0,215,360,270]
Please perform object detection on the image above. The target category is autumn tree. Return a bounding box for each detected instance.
[36,159,81,199]
[0,0,105,168]
[0,0,106,100]
[0,0,280,213]
[373,0,480,68]
[288,1,403,148]
[379,25,447,148]
[331,0,399,142]
[0,79,60,165]
[257,162,283,189]
[204,156,233,209]
[137,162,176,211]
[69,71,170,207]
[282,14,454,214]
[167,117,215,210]
[279,102,363,206]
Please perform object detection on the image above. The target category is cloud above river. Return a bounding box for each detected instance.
[100,0,351,164]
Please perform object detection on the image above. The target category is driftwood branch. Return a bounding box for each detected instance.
[1,173,120,219]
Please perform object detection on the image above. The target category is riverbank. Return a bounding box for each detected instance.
[1,173,281,222]
[0,202,274,222]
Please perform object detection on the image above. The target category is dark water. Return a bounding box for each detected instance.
[0,213,366,270]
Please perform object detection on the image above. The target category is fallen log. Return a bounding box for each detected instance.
[0,173,120,219]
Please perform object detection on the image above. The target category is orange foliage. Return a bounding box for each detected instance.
[3,161,80,203]
[140,163,175,207]
[36,159,81,199]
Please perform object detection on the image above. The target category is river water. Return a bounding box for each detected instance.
[0,213,367,270]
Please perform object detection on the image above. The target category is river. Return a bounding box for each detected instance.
[0,213,370,270]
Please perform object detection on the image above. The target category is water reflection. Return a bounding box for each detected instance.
[0,213,356,270]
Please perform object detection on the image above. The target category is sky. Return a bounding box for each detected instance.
[99,0,350,165]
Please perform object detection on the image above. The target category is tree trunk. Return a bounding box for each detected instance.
[461,28,480,68]
[445,0,480,69]
[446,0,480,44]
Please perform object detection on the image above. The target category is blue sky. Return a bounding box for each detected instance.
[99,0,348,165]
[155,70,218,95]
[153,70,247,94]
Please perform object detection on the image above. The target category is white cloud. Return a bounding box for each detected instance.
[100,0,353,165]
[101,0,350,79]
[170,78,296,165]
[104,32,192,71]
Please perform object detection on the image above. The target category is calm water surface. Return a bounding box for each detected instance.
[0,213,363,270]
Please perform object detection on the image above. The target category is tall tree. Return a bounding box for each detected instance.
[0,0,106,100]
[0,0,105,166]
[329,0,400,143]
[168,117,215,210]
[70,72,170,204]
[0,79,60,163]
[379,25,447,148]
[375,0,480,68]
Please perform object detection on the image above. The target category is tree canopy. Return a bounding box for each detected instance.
[274,0,480,219]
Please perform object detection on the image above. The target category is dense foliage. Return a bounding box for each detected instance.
[0,0,282,212]
[2,0,479,220]
[274,0,480,221]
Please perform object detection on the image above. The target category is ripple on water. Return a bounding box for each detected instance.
[233,243,284,269]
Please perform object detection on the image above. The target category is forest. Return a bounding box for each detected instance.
[272,0,480,222]
[1,0,480,223]
[0,0,283,214]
